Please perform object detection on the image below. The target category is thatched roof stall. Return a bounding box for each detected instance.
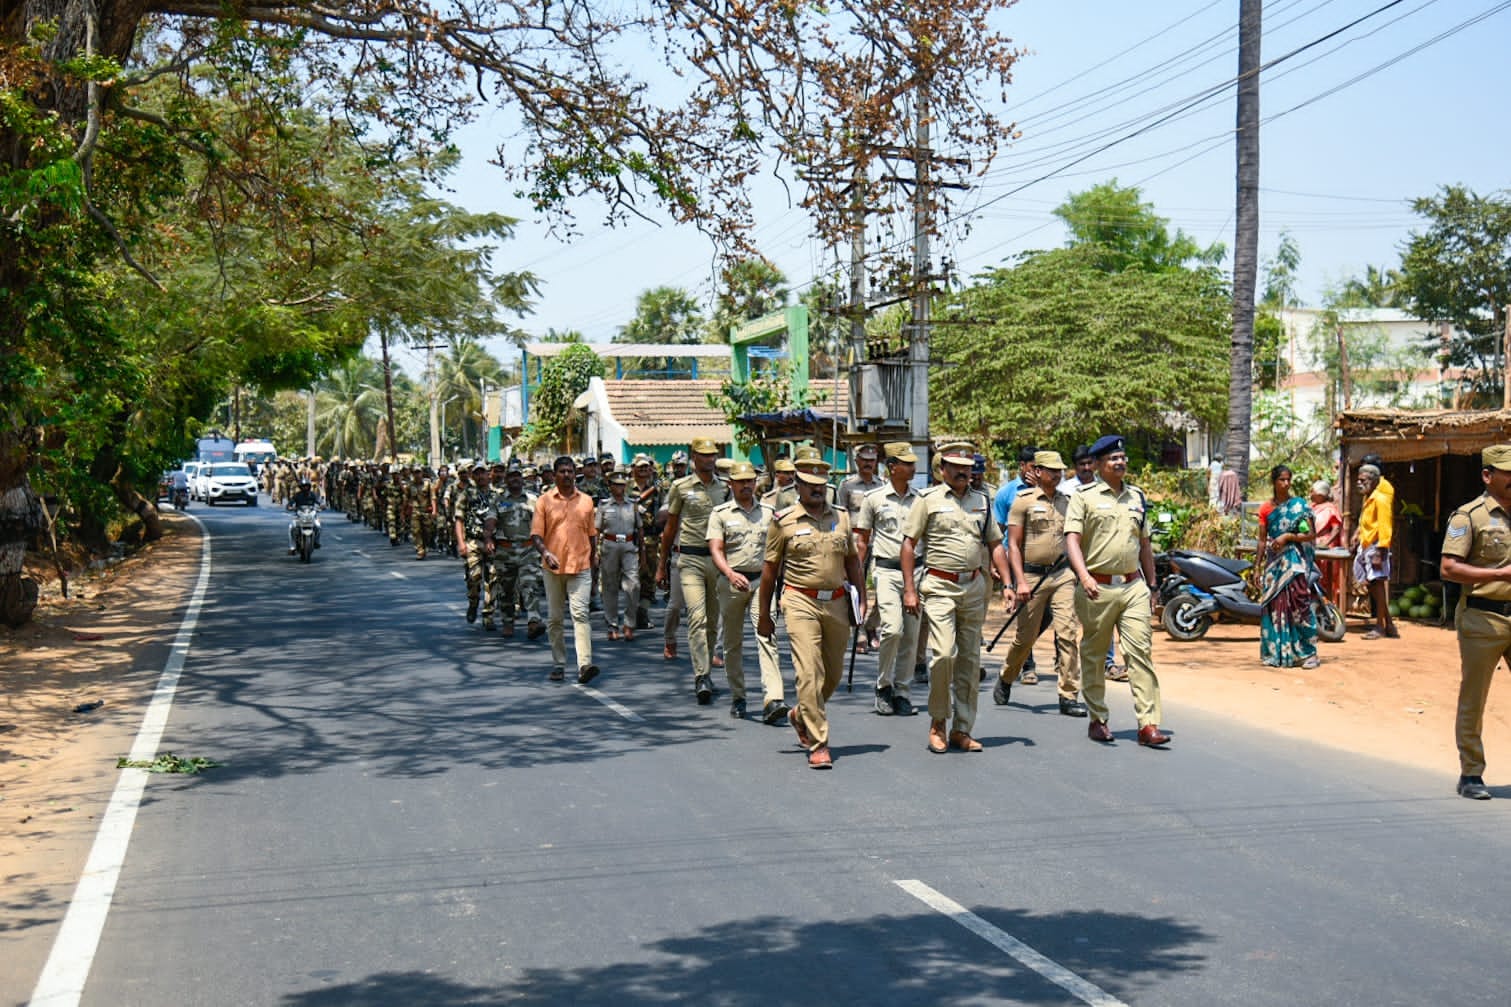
[1335,408,1511,590]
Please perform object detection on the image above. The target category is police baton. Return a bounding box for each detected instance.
[986,558,1066,653]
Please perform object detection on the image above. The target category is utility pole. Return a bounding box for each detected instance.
[908,89,932,474]
[419,337,445,467]
[306,388,316,457]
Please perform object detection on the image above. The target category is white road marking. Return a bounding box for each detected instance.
[894,879,1129,1007]
[31,516,215,1007]
[573,684,645,722]
[355,549,370,559]
[389,570,406,580]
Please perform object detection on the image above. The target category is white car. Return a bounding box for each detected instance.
[182,461,204,500]
[200,463,259,506]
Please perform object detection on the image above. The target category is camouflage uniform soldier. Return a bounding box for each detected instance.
[386,469,408,546]
[454,463,497,628]
[490,463,545,639]
[631,454,662,631]
[409,469,435,559]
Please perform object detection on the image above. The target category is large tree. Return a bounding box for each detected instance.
[1398,185,1511,402]
[933,244,1230,451]
[1052,181,1224,272]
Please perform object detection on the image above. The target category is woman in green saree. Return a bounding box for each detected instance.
[1256,465,1321,669]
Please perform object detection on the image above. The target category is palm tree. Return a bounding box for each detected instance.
[1224,0,1261,492]
[316,357,386,459]
[435,337,507,456]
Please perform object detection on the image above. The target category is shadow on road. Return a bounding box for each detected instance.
[277,907,1210,1005]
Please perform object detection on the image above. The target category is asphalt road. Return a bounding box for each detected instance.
[38,498,1511,1006]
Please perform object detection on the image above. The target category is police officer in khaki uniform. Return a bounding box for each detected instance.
[758,460,865,770]
[658,437,730,704]
[762,458,799,512]
[994,450,1087,717]
[598,471,641,641]
[1064,435,1169,747]
[902,440,1011,754]
[708,461,787,723]
[1440,442,1511,800]
[856,441,922,717]
[840,442,886,653]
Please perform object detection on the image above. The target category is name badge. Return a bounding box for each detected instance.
[794,527,814,537]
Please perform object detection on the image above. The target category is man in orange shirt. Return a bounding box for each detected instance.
[1353,463,1397,640]
[531,455,601,683]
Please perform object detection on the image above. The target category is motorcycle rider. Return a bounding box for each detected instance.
[286,477,324,554]
[169,466,190,508]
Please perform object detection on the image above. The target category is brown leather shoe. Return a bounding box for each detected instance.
[807,745,833,770]
[927,719,948,754]
[1088,719,1114,743]
[1137,724,1171,747]
[948,731,983,753]
[663,643,678,660]
[789,708,814,749]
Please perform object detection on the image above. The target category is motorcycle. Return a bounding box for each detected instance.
[172,486,189,510]
[293,505,319,563]
[1158,548,1346,643]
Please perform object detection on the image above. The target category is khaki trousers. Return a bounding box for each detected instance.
[784,590,848,749]
[922,573,989,735]
[600,540,640,632]
[544,569,593,672]
[1002,567,1081,702]
[664,553,684,645]
[679,553,722,681]
[716,578,784,704]
[1075,580,1162,727]
[1454,605,1511,775]
[873,567,920,695]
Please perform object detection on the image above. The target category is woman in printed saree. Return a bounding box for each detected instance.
[1256,464,1321,669]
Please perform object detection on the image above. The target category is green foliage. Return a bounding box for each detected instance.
[709,256,788,342]
[933,242,1230,449]
[706,360,822,454]
[520,344,605,453]
[1398,185,1511,400]
[1052,180,1224,272]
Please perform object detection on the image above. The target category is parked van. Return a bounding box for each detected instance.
[233,439,277,474]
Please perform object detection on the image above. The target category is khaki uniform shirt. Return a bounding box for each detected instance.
[707,499,773,574]
[902,484,1002,573]
[838,475,886,521]
[762,482,799,514]
[667,474,730,549]
[765,504,855,590]
[492,489,535,543]
[1007,486,1068,567]
[598,497,639,540]
[856,483,919,562]
[1442,493,1511,602]
[1063,480,1148,574]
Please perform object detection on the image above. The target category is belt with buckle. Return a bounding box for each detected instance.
[1023,561,1061,575]
[680,545,711,557]
[1089,570,1142,585]
[735,568,762,579]
[785,585,845,601]
[603,533,633,542]
[873,556,902,571]
[1467,596,1511,616]
[926,567,979,583]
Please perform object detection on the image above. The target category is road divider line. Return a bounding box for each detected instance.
[31,516,215,1007]
[389,570,406,580]
[574,684,645,722]
[894,880,1128,1007]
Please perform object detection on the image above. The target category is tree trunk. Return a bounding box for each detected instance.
[1224,0,1261,493]
[379,330,398,462]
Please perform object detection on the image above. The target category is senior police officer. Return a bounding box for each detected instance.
[492,462,546,640]
[708,461,788,723]
[658,437,730,704]
[902,440,1012,754]
[1440,443,1511,800]
[855,441,922,717]
[1064,435,1170,747]
[994,450,1087,717]
[598,471,641,641]
[758,460,865,770]
[454,462,497,628]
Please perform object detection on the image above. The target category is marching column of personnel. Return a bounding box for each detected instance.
[292,432,1175,773]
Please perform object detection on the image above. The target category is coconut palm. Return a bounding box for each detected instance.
[435,337,507,456]
[316,357,387,459]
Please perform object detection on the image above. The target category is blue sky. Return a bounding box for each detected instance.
[417,0,1511,369]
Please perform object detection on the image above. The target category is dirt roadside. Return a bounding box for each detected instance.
[2,522,1506,981]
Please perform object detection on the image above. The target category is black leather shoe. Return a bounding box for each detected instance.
[891,694,915,717]
[992,675,1012,706]
[548,667,565,682]
[874,685,895,716]
[695,675,713,705]
[577,664,600,685]
[466,600,478,624]
[730,698,747,719]
[761,699,789,724]
[1059,697,1089,718]
[1458,775,1492,800]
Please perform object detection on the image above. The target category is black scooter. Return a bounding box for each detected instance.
[1158,548,1346,643]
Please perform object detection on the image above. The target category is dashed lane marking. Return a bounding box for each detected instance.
[573,684,645,722]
